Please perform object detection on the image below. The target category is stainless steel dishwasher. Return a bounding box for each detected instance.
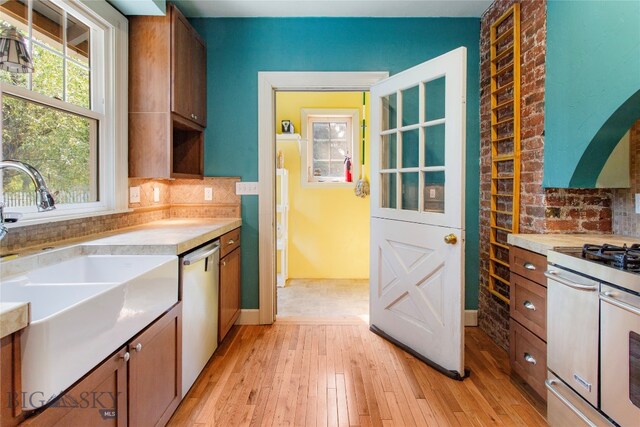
[181,240,220,397]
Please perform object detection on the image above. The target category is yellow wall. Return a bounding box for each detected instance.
[276,92,370,279]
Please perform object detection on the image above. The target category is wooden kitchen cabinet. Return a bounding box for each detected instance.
[129,3,206,179]
[509,246,547,402]
[171,8,207,127]
[22,303,182,427]
[219,228,241,343]
[24,348,128,426]
[1,332,23,427]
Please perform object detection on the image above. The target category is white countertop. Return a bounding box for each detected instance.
[508,233,639,256]
[0,218,241,337]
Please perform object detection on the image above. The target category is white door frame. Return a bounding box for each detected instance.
[257,71,389,324]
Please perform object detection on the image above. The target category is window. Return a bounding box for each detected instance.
[301,109,360,187]
[0,0,128,222]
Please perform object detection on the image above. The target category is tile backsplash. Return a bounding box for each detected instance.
[612,119,640,237]
[1,177,241,254]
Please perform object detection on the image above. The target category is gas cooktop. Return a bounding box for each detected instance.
[582,243,640,273]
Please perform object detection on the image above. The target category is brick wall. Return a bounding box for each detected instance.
[612,120,640,236]
[478,0,614,349]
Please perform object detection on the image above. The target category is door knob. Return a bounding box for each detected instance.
[134,343,143,352]
[444,234,457,245]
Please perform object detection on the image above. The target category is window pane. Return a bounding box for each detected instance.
[32,44,63,100]
[330,122,347,139]
[31,0,64,54]
[425,76,446,121]
[313,122,330,140]
[67,60,90,108]
[401,172,419,211]
[382,93,397,131]
[329,162,343,178]
[381,133,397,170]
[312,160,329,178]
[313,139,329,160]
[67,14,90,66]
[330,139,348,160]
[425,123,445,167]
[401,85,419,126]
[381,173,396,209]
[401,128,419,168]
[1,95,98,207]
[424,171,445,213]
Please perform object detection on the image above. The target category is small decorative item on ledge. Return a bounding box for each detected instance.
[281,120,291,133]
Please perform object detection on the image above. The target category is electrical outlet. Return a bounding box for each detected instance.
[129,186,141,203]
[635,193,640,214]
[153,187,160,203]
[235,182,259,195]
[204,187,213,201]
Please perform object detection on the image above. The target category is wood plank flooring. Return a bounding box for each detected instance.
[168,322,547,426]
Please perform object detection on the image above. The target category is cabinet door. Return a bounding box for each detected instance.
[191,35,207,127]
[24,348,128,426]
[128,303,182,427]
[1,333,23,427]
[171,6,194,123]
[219,247,241,343]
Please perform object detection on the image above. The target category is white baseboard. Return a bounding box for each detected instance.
[236,309,260,325]
[465,310,478,326]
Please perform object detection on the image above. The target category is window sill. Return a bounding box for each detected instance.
[5,208,134,229]
[301,181,357,189]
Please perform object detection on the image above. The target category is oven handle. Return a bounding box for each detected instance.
[600,292,640,316]
[545,379,597,427]
[544,270,598,291]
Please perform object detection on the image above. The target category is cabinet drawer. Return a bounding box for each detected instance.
[510,319,547,401]
[510,246,547,285]
[511,274,547,341]
[220,228,241,258]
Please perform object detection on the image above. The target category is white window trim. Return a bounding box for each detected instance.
[0,0,128,227]
[300,108,360,189]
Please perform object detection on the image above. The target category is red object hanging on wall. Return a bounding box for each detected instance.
[344,156,352,182]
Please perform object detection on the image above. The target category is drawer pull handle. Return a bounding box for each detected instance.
[228,239,235,245]
[523,353,537,365]
[134,343,143,352]
[523,262,536,270]
[523,300,536,311]
[221,260,226,267]
[121,352,130,362]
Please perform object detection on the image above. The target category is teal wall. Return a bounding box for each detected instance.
[191,18,481,310]
[544,0,640,188]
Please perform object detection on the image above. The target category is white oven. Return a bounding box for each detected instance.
[600,284,640,426]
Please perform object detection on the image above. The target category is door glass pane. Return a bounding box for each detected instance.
[381,173,396,209]
[401,128,419,168]
[424,123,445,167]
[401,85,419,126]
[630,331,640,409]
[424,171,445,213]
[381,133,397,170]
[382,93,397,131]
[425,76,446,121]
[401,172,419,211]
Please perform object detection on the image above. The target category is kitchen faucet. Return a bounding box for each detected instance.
[0,160,56,240]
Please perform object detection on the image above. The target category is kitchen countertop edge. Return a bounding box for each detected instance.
[508,233,640,256]
[0,302,29,339]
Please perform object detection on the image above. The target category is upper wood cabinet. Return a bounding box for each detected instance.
[129,3,206,179]
[171,8,207,127]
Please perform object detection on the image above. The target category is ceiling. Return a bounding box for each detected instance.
[170,0,492,18]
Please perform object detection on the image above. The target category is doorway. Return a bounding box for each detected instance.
[257,72,389,325]
[274,91,370,320]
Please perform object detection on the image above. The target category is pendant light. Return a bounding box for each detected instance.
[0,27,34,73]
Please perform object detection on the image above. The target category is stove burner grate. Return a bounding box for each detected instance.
[582,243,640,272]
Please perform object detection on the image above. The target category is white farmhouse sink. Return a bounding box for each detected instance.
[0,255,179,409]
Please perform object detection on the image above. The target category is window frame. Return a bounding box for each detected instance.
[0,0,128,226]
[300,108,360,188]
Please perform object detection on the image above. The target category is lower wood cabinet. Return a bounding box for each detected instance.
[23,303,182,427]
[1,332,24,427]
[219,246,241,343]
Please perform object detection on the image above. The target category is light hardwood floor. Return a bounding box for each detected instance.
[168,322,547,426]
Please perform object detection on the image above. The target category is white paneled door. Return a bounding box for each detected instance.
[370,47,467,379]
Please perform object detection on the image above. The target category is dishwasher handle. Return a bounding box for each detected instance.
[183,242,220,266]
